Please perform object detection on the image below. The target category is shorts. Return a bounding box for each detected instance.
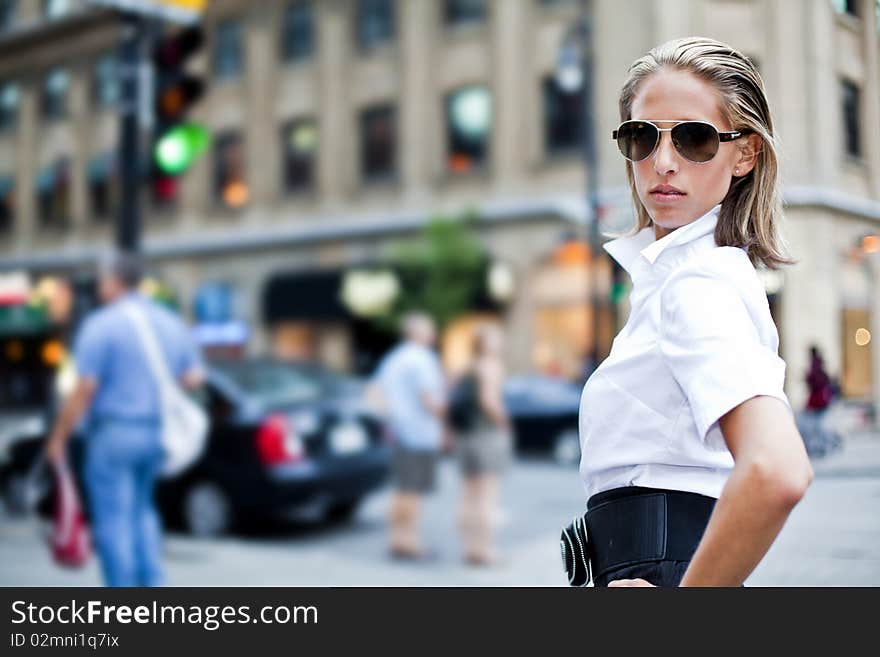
[457,429,512,477]
[392,444,438,494]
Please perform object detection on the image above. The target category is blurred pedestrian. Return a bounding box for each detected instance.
[371,312,446,561]
[45,251,204,586]
[805,345,834,416]
[569,37,812,588]
[451,324,512,566]
[799,345,842,456]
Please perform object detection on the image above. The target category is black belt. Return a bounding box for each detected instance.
[561,486,716,586]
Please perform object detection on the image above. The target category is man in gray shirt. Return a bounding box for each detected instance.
[372,313,447,560]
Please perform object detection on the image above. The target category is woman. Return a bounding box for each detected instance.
[805,345,834,415]
[574,37,813,587]
[455,324,512,566]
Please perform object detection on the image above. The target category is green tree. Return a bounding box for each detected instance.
[378,210,486,332]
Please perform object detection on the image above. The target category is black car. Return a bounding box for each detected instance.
[503,374,583,466]
[158,358,391,536]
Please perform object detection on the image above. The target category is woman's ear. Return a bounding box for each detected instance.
[734,133,763,176]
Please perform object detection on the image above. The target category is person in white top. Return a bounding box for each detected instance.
[573,37,813,587]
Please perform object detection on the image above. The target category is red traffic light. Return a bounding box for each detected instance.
[153,26,204,69]
[152,174,178,203]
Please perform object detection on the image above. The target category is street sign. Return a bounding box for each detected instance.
[89,0,207,25]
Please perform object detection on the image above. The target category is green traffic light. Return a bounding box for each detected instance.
[154,123,210,175]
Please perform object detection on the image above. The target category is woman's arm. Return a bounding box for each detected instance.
[611,395,813,587]
[476,360,510,430]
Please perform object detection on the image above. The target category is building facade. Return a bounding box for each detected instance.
[0,0,879,413]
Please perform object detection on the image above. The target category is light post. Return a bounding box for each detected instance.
[556,0,604,375]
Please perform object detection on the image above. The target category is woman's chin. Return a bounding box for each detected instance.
[648,208,692,232]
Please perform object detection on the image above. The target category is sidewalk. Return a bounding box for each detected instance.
[809,428,880,479]
[746,425,880,586]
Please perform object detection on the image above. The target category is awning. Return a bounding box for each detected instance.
[263,269,347,324]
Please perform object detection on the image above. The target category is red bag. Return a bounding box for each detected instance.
[47,460,91,568]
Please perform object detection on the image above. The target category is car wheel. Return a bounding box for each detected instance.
[325,499,361,524]
[182,481,233,537]
[553,429,581,466]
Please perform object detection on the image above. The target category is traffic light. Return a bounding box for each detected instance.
[151,26,209,182]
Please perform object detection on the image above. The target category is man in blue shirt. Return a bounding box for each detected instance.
[372,313,447,560]
[46,252,203,586]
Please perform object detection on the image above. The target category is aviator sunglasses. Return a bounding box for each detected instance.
[612,120,752,164]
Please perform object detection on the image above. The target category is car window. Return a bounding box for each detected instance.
[211,362,324,408]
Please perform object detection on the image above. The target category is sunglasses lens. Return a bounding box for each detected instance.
[672,122,719,163]
[616,122,658,161]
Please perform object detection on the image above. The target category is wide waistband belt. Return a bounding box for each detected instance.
[561,486,716,586]
[586,486,716,580]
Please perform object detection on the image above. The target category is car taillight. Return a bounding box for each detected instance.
[256,414,305,465]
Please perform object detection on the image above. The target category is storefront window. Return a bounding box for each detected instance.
[360,104,397,183]
[213,132,248,209]
[356,0,395,52]
[0,175,13,233]
[88,152,118,222]
[281,1,313,63]
[281,119,317,193]
[36,158,71,229]
[214,18,244,80]
[446,86,492,174]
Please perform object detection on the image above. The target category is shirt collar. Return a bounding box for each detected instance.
[603,204,720,274]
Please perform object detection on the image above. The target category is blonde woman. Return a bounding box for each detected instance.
[455,324,512,566]
[572,37,813,587]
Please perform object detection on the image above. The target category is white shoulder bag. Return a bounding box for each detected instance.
[123,302,208,478]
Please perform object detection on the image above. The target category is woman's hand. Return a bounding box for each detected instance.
[608,578,656,587]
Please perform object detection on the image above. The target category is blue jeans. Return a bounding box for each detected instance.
[84,421,165,587]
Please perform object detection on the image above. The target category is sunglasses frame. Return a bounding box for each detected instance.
[612,120,750,164]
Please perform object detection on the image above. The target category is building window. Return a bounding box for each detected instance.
[0,176,13,233]
[281,119,317,193]
[543,75,583,155]
[36,158,71,229]
[88,152,118,222]
[357,0,395,52]
[360,104,396,183]
[213,19,244,80]
[841,79,862,159]
[42,0,72,20]
[41,67,69,120]
[446,85,492,174]
[92,53,120,108]
[281,1,313,63]
[445,0,486,26]
[831,0,859,16]
[0,81,19,132]
[0,0,17,33]
[213,132,248,209]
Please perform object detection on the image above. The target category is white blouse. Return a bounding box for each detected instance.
[578,205,791,501]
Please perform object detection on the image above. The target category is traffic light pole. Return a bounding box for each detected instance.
[577,0,604,370]
[117,14,147,254]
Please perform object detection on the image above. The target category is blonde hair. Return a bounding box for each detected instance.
[619,36,792,269]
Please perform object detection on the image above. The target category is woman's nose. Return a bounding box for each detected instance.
[653,132,679,176]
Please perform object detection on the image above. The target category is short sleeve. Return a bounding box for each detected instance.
[174,320,203,378]
[659,263,789,450]
[412,352,446,403]
[72,317,108,384]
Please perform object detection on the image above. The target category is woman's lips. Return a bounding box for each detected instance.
[650,188,687,203]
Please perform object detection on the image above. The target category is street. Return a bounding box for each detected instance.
[1,431,879,587]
